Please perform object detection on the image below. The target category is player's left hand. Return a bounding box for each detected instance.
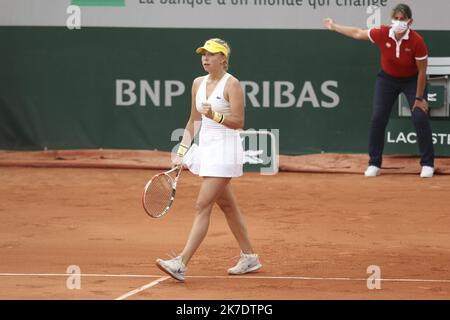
[200,102,214,119]
[412,99,429,114]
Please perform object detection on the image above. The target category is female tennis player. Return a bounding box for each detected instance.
[155,38,262,281]
[324,3,435,178]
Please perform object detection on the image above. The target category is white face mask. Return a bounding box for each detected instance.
[391,19,409,33]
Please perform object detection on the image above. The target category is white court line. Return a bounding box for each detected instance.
[188,275,450,283]
[0,273,161,278]
[115,276,170,300]
[1,272,450,283]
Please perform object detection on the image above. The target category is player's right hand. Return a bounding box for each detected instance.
[172,154,183,168]
[323,18,335,31]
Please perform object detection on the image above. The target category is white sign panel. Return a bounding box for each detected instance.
[1,0,450,30]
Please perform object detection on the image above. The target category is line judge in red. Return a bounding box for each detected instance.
[324,3,435,178]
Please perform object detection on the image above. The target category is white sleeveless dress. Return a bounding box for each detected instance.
[184,73,243,177]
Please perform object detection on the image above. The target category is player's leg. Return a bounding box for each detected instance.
[156,177,230,281]
[368,73,401,170]
[179,177,231,265]
[216,183,262,274]
[216,183,254,254]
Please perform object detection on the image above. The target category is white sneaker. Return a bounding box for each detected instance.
[156,256,186,281]
[420,166,434,178]
[364,166,381,177]
[228,252,262,275]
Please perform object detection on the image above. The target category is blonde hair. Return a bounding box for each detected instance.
[211,38,231,71]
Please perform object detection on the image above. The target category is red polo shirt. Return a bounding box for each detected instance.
[368,25,428,78]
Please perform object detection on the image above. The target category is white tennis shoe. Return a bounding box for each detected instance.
[156,255,186,281]
[420,166,434,178]
[364,165,381,177]
[228,252,262,275]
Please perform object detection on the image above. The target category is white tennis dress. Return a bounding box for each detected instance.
[184,73,243,177]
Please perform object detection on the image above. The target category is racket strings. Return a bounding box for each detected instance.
[144,174,173,217]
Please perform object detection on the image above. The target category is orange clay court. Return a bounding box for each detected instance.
[0,150,450,300]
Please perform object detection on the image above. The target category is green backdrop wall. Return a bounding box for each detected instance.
[1,27,449,155]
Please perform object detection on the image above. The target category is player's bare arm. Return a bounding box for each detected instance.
[223,76,245,129]
[172,77,203,167]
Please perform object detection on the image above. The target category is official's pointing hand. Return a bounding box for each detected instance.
[323,18,335,31]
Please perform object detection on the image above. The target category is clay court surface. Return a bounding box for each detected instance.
[1,151,450,300]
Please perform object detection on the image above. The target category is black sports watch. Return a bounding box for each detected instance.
[415,96,425,101]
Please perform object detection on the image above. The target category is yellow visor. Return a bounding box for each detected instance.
[195,40,229,58]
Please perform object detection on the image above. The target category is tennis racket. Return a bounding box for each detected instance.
[142,165,182,218]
